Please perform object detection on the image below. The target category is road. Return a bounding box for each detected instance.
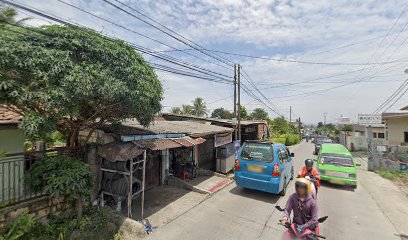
[149,141,400,240]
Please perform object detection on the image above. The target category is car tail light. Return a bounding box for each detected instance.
[235,159,241,171]
[272,163,280,177]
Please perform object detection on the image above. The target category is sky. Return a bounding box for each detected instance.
[9,0,408,124]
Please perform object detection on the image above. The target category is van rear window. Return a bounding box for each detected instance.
[320,153,354,167]
[241,143,273,162]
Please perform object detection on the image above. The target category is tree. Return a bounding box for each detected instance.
[0,25,163,149]
[181,104,194,115]
[211,107,232,119]
[270,117,289,135]
[240,106,249,120]
[0,7,30,26]
[250,108,269,120]
[317,122,324,128]
[170,107,182,114]
[191,97,207,117]
[341,124,353,132]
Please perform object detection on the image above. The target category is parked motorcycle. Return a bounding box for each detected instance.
[275,205,328,240]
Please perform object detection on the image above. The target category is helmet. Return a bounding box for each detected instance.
[305,159,314,170]
[295,178,311,194]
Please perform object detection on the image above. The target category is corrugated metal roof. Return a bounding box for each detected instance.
[134,138,183,150]
[0,105,23,125]
[161,113,268,126]
[122,119,232,136]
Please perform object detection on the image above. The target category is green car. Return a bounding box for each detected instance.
[316,143,360,187]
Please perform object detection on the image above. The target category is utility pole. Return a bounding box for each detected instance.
[298,117,302,137]
[289,106,292,123]
[323,112,327,125]
[237,64,241,141]
[233,64,238,140]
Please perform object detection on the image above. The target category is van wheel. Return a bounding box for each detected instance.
[279,179,287,196]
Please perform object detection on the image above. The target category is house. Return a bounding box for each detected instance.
[0,105,24,203]
[339,124,385,151]
[382,106,408,146]
[95,119,233,192]
[161,113,270,141]
[0,105,24,154]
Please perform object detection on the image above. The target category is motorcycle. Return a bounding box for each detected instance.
[275,206,328,240]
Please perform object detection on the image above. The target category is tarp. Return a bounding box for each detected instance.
[98,141,144,162]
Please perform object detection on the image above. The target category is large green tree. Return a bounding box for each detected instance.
[0,25,163,148]
[211,107,232,119]
[250,108,269,120]
[240,105,249,120]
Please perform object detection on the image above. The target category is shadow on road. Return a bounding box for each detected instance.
[320,182,356,192]
[229,186,281,204]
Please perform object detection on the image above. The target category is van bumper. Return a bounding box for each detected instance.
[235,172,281,194]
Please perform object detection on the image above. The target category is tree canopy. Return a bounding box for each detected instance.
[211,107,232,119]
[249,108,269,120]
[0,25,163,148]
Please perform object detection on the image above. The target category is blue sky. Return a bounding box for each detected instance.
[13,0,408,123]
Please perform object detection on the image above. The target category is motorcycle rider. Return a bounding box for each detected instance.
[298,159,320,193]
[280,178,318,236]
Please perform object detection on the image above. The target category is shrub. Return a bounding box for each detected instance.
[271,137,286,144]
[25,156,93,219]
[0,211,35,240]
[283,134,300,146]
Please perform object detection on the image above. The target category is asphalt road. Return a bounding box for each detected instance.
[149,141,400,240]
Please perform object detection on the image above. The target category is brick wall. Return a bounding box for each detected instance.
[0,196,65,229]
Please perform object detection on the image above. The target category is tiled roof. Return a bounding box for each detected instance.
[160,113,268,126]
[0,105,23,125]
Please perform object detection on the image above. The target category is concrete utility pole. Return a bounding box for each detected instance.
[323,112,328,125]
[233,64,237,140]
[289,106,292,123]
[298,117,302,138]
[237,64,241,141]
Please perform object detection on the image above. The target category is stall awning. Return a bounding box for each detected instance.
[172,137,206,147]
[98,141,144,162]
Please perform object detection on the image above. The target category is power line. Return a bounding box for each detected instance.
[1,1,233,85]
[374,78,408,113]
[54,0,231,70]
[195,48,407,66]
[101,0,234,67]
[383,84,408,112]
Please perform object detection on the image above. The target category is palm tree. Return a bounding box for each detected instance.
[170,107,182,114]
[191,97,207,117]
[0,7,31,26]
[181,104,193,115]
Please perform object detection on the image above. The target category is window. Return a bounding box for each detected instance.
[279,149,288,163]
[378,133,385,139]
[405,132,408,143]
[240,142,273,162]
[373,132,377,138]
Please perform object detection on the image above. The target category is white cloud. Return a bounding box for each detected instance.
[11,0,408,123]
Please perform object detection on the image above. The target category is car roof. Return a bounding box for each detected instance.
[243,140,285,147]
[320,143,351,155]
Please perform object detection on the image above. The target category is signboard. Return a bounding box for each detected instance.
[337,117,352,124]
[358,114,382,125]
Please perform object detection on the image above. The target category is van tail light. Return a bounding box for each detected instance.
[235,159,241,171]
[272,163,280,177]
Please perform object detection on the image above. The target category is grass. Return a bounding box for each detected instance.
[378,170,408,182]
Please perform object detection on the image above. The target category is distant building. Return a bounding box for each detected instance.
[382,106,408,146]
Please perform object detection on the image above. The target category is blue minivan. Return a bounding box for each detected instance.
[235,141,294,196]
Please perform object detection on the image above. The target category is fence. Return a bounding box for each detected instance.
[367,140,408,171]
[0,147,85,208]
